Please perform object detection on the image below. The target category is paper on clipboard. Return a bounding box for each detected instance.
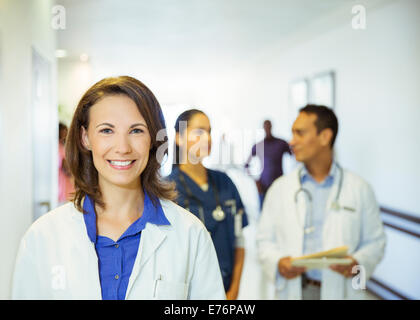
[291,246,352,269]
[291,258,353,269]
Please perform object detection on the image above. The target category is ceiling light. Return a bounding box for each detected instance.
[80,53,89,62]
[55,49,67,58]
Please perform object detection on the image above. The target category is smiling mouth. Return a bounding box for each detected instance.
[107,160,136,169]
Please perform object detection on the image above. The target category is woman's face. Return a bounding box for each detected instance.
[177,113,212,164]
[81,95,151,190]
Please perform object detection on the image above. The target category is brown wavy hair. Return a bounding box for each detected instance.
[65,76,176,213]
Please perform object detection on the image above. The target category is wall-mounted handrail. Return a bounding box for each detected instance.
[380,206,420,239]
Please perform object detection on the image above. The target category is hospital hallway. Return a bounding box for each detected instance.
[1,0,419,300]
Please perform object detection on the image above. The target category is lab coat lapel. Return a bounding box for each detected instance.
[82,241,103,299]
[125,222,167,298]
[323,168,344,249]
[71,207,103,299]
[293,168,307,240]
[325,164,340,219]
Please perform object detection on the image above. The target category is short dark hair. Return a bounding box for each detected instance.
[299,104,338,148]
[66,76,176,213]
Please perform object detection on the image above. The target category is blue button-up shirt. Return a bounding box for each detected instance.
[83,192,170,300]
[301,162,338,281]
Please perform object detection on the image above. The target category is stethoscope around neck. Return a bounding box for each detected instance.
[177,169,226,224]
[294,163,344,235]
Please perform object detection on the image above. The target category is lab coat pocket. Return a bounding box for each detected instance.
[338,204,358,220]
[337,205,360,247]
[154,279,189,300]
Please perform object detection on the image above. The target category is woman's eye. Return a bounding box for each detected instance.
[131,128,144,134]
[99,128,113,134]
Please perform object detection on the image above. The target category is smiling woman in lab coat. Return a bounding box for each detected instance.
[12,76,225,300]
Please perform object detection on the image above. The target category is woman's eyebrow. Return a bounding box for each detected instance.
[130,123,147,129]
[96,122,147,128]
[96,122,114,128]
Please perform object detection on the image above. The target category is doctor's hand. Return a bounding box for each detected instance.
[278,257,306,279]
[329,256,359,278]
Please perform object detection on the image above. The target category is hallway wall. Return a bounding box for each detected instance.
[0,0,57,299]
[246,0,420,298]
[254,0,420,215]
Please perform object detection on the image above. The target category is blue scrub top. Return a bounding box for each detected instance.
[168,166,248,290]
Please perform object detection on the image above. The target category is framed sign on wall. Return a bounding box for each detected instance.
[309,71,335,109]
[288,78,309,126]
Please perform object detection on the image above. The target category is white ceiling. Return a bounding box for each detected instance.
[57,0,352,65]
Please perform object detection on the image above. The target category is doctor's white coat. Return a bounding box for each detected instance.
[12,199,226,300]
[256,166,386,300]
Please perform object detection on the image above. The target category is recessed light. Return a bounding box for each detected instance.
[80,53,89,62]
[55,49,67,58]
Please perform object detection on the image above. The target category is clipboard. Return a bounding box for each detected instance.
[291,246,352,269]
[291,258,353,269]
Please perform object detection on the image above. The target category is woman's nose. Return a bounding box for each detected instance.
[115,134,132,154]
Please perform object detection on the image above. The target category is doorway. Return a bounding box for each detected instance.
[31,48,55,221]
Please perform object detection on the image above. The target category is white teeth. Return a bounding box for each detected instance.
[109,160,133,166]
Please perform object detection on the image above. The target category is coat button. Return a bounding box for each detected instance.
[115,244,119,248]
[115,274,119,280]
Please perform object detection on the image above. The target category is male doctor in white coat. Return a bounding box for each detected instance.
[256,104,386,300]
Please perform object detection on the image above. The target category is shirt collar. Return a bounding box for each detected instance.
[82,190,170,244]
[300,161,338,186]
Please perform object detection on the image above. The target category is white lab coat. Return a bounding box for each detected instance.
[256,166,386,300]
[12,199,226,300]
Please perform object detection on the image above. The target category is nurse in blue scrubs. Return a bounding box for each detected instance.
[168,109,248,300]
